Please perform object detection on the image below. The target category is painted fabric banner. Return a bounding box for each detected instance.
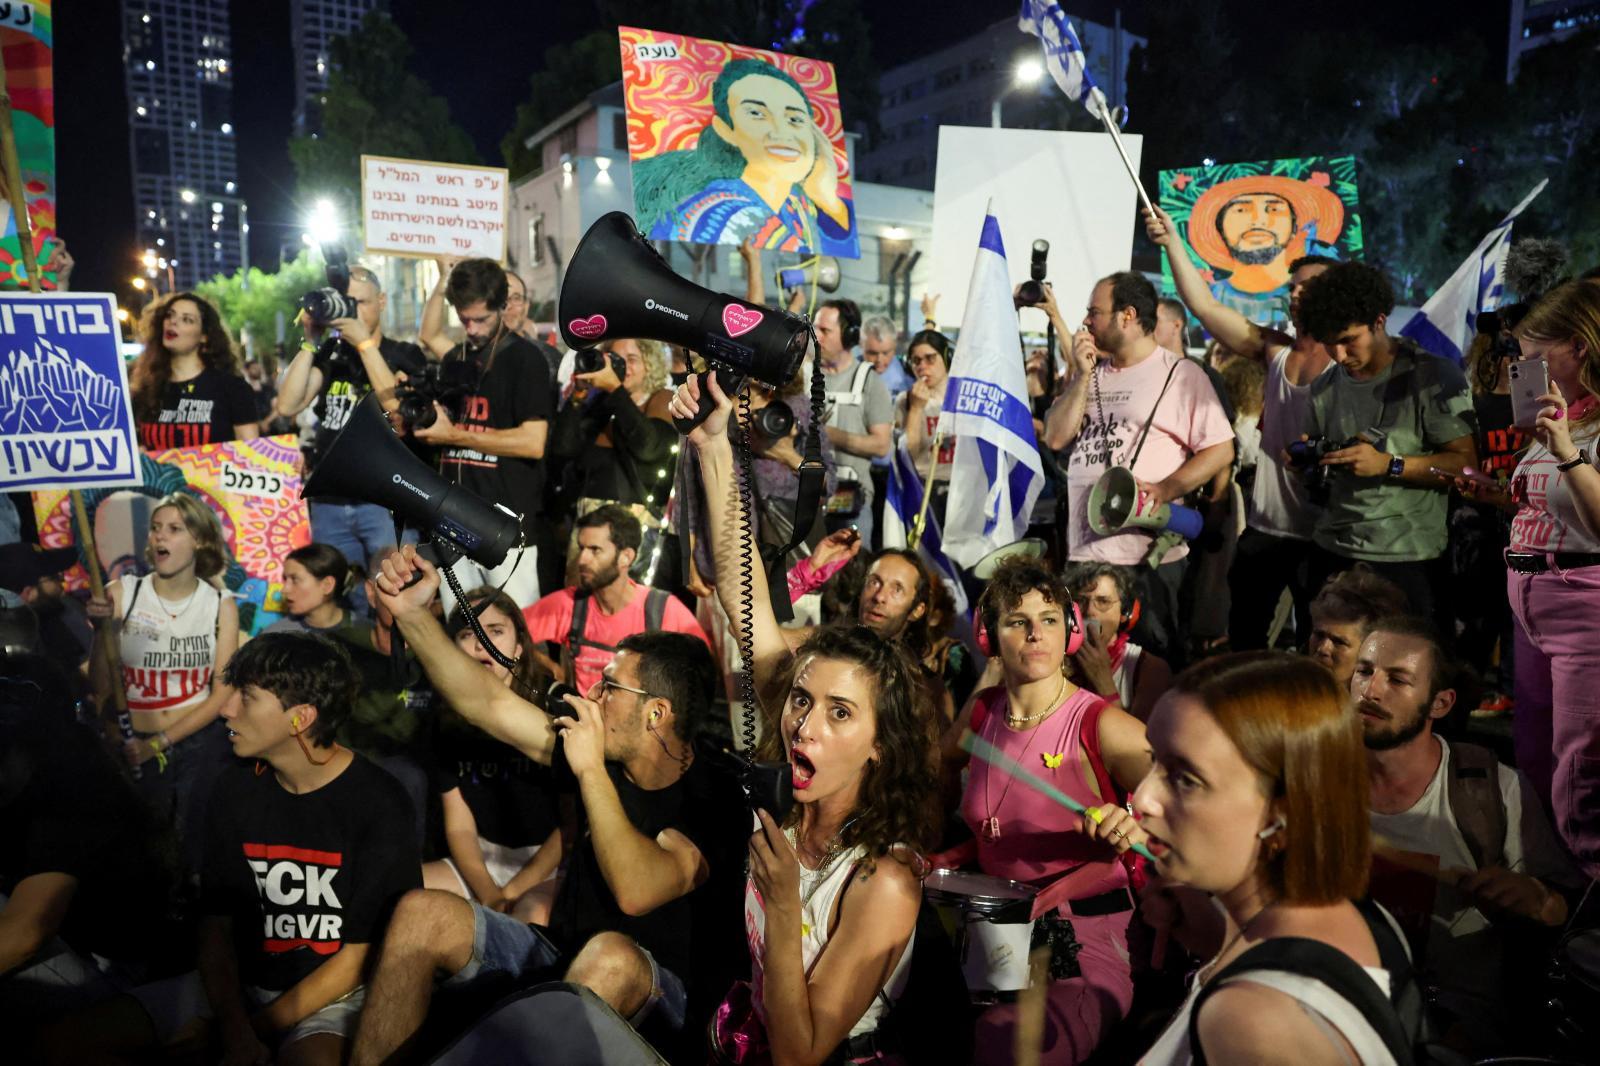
[619,25,859,258]
[33,435,311,633]
[1158,155,1361,328]
[0,1,57,288]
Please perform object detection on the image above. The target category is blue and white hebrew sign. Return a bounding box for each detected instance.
[0,292,140,491]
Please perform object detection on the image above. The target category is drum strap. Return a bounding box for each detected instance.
[1031,861,1117,921]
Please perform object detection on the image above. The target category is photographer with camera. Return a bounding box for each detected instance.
[548,340,676,512]
[277,263,427,610]
[411,258,554,614]
[817,298,893,550]
[1295,263,1477,623]
[897,329,956,527]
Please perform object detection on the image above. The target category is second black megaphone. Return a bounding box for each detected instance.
[558,212,810,404]
[301,393,522,568]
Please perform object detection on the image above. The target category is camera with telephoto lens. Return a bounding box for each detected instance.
[1287,434,1378,505]
[300,243,359,325]
[753,400,795,442]
[574,347,627,382]
[395,359,476,430]
[1014,239,1051,308]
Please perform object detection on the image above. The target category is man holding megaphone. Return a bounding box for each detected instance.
[1043,272,1235,662]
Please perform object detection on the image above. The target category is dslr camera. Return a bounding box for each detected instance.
[1287,430,1384,504]
[395,359,476,430]
[1014,239,1051,308]
[574,347,627,381]
[300,243,359,325]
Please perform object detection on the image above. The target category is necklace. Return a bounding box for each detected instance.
[982,678,1068,842]
[1199,901,1277,985]
[791,816,858,911]
[154,582,201,621]
[1007,673,1069,726]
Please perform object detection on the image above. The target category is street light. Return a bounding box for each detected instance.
[992,59,1048,128]
[131,276,146,290]
[303,198,340,249]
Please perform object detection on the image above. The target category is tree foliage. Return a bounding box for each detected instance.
[288,11,479,223]
[501,31,623,180]
[195,251,327,363]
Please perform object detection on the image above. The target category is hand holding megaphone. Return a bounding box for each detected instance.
[669,369,735,444]
[372,544,440,619]
[1070,329,1099,377]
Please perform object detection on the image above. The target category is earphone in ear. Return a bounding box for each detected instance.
[291,715,301,729]
[1257,817,1286,841]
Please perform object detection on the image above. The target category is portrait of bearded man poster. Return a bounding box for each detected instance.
[620,26,861,259]
[1158,156,1362,328]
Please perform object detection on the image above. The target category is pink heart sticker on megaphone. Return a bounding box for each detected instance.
[721,304,764,338]
[568,314,608,339]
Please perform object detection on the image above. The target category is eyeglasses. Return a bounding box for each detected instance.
[600,676,652,699]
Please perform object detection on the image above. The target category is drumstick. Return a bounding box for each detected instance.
[960,731,1160,864]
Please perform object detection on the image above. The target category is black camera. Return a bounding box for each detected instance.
[1287,434,1375,504]
[546,681,579,716]
[574,347,627,381]
[753,400,795,442]
[1014,239,1051,308]
[300,243,358,325]
[395,359,476,430]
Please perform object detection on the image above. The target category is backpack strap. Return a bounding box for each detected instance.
[1188,936,1415,1066]
[644,586,670,632]
[122,575,144,625]
[1444,741,1507,871]
[567,590,590,658]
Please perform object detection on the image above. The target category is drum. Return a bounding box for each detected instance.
[924,869,1038,996]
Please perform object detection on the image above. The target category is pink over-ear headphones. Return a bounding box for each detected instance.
[975,599,1086,658]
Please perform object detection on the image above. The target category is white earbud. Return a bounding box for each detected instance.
[1257,817,1286,841]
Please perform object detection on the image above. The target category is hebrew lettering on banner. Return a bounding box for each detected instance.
[0,291,139,491]
[360,155,510,262]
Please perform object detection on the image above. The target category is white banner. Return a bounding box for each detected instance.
[361,154,509,262]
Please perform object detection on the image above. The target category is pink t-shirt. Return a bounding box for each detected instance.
[1065,347,1236,564]
[1510,406,1600,554]
[522,582,711,695]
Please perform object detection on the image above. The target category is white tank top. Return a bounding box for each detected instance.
[745,835,916,1040]
[1114,642,1145,708]
[118,572,224,716]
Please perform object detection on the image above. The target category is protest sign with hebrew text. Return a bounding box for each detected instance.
[361,154,509,262]
[0,291,138,491]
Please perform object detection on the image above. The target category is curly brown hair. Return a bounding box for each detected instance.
[130,292,240,421]
[758,625,941,860]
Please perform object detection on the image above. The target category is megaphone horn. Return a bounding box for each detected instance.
[1086,466,1205,569]
[774,255,841,295]
[558,212,810,392]
[302,394,522,569]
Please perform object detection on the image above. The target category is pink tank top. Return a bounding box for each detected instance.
[960,686,1129,898]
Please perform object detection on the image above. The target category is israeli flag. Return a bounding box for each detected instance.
[1400,179,1548,364]
[1018,0,1106,119]
[936,211,1045,569]
[882,438,968,616]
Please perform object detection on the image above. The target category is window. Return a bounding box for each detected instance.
[877,237,912,284]
[529,215,545,266]
[611,111,628,152]
[934,65,963,90]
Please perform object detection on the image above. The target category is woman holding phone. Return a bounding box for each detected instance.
[1500,280,1600,878]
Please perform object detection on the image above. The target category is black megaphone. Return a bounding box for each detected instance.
[301,393,522,568]
[558,212,811,430]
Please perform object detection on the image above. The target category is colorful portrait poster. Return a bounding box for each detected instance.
[0,1,58,289]
[619,26,860,259]
[33,436,311,633]
[1158,156,1362,328]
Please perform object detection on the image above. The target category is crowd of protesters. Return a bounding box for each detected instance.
[3,230,1600,1066]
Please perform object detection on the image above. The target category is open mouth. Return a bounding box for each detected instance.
[226,728,240,741]
[765,144,802,162]
[153,547,172,563]
[791,750,816,790]
[1143,832,1170,858]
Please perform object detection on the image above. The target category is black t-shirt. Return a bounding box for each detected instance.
[137,367,257,451]
[1473,392,1530,484]
[305,336,427,471]
[437,334,554,532]
[549,388,676,507]
[547,756,747,998]
[429,716,558,849]
[0,728,174,962]
[200,753,421,992]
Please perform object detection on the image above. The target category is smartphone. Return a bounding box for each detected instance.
[1509,357,1551,428]
[1431,466,1496,490]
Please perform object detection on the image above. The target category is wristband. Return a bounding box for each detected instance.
[1556,452,1586,472]
[356,337,380,352]
[298,342,316,355]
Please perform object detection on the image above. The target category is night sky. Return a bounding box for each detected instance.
[59,0,1495,297]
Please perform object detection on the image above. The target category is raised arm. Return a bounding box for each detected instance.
[371,547,557,764]
[672,373,798,703]
[1043,330,1099,450]
[418,256,460,359]
[1143,206,1277,360]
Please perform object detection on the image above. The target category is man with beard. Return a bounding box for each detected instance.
[1147,204,1339,650]
[1043,271,1234,662]
[521,506,708,695]
[1354,616,1578,1052]
[416,258,555,614]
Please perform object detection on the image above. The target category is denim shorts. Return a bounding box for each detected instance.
[129,970,364,1048]
[447,903,687,1031]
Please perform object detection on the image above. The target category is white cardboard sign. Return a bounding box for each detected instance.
[361,155,510,262]
[931,127,1143,334]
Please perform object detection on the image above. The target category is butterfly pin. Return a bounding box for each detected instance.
[1041,752,1065,769]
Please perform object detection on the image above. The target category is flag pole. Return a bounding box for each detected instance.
[1090,87,1154,216]
[907,436,943,549]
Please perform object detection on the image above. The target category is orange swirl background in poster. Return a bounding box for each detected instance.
[618,26,852,190]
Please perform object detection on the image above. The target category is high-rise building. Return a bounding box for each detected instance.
[291,0,383,135]
[122,0,247,290]
[859,10,1145,191]
[1506,0,1600,80]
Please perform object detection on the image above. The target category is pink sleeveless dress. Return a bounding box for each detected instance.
[959,686,1135,1066]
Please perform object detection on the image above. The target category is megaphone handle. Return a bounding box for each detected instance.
[672,369,746,435]
[412,539,462,589]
